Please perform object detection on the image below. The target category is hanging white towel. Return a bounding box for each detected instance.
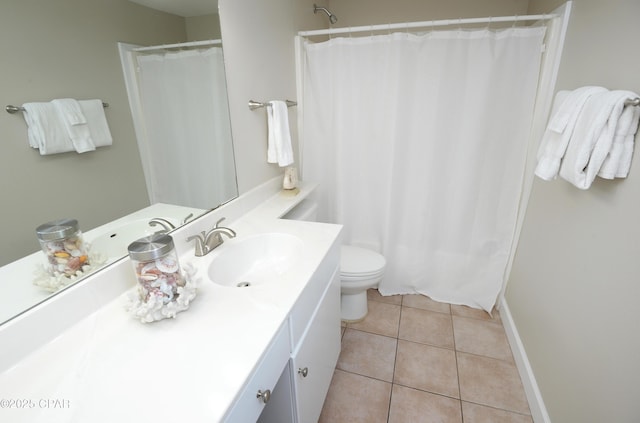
[535,86,607,180]
[560,90,632,189]
[78,99,113,148]
[598,94,640,179]
[21,102,75,155]
[266,101,294,167]
[52,98,95,153]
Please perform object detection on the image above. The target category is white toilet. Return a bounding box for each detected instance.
[283,199,386,321]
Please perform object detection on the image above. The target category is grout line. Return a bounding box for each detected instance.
[386,302,404,422]
[450,305,465,422]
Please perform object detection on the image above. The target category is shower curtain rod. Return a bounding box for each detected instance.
[133,39,222,53]
[298,13,556,37]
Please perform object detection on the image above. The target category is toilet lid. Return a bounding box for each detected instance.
[340,246,386,276]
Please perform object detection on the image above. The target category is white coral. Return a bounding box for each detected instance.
[32,251,107,293]
[124,263,200,323]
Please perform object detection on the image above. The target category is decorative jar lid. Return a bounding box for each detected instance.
[35,218,79,241]
[128,233,175,262]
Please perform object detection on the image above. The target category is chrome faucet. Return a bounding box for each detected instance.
[187,217,236,257]
[148,217,176,232]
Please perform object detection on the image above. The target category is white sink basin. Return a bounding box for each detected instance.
[208,233,304,288]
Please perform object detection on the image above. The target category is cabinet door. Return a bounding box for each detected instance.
[291,269,341,423]
[258,362,295,423]
[223,321,290,423]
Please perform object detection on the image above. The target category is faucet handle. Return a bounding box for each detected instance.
[187,231,207,256]
[181,213,194,225]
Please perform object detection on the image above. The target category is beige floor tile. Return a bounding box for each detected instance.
[389,384,463,423]
[348,300,401,338]
[399,306,455,349]
[318,369,391,423]
[451,304,501,323]
[337,329,397,382]
[394,340,459,398]
[402,294,451,314]
[453,316,513,361]
[461,402,533,423]
[368,288,403,305]
[457,352,530,415]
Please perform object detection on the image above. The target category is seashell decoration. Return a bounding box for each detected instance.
[127,233,194,322]
[36,219,90,278]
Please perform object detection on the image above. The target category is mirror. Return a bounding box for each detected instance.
[0,0,237,325]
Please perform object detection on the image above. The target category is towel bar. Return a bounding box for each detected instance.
[6,102,109,114]
[248,99,297,110]
[625,98,640,107]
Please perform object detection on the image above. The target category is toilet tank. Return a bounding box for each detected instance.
[282,199,318,222]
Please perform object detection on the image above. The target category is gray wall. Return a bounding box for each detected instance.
[507,0,640,421]
[0,0,186,265]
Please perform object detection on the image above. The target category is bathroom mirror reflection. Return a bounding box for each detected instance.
[0,0,237,325]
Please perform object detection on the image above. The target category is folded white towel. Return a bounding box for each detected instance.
[52,98,95,153]
[78,100,113,148]
[21,102,75,155]
[598,94,640,179]
[266,101,294,167]
[559,90,631,189]
[535,87,607,180]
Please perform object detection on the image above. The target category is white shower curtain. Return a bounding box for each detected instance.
[302,27,546,311]
[136,47,236,209]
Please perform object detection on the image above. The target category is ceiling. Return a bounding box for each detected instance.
[128,0,218,17]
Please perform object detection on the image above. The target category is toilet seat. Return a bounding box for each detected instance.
[340,246,386,278]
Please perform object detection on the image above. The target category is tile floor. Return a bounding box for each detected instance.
[318,290,532,423]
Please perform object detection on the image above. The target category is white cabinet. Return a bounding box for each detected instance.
[291,268,341,423]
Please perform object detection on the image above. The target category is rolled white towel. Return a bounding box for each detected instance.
[535,86,607,180]
[598,95,640,179]
[560,90,630,189]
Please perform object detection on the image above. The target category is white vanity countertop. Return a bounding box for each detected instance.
[0,182,341,423]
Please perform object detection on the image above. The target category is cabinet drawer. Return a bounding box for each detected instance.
[223,320,291,423]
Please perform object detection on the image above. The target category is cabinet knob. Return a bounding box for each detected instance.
[298,367,309,378]
[256,389,271,404]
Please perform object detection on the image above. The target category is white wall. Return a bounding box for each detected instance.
[506,0,640,422]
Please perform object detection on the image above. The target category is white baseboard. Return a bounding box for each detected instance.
[499,298,551,423]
